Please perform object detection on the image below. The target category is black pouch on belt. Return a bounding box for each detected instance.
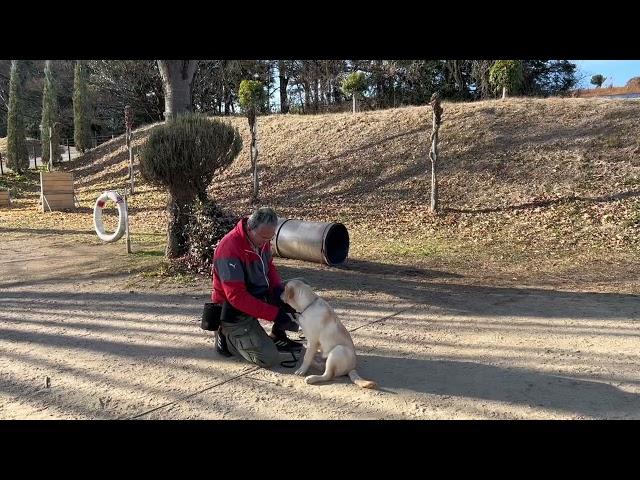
[220,301,241,323]
[201,302,222,331]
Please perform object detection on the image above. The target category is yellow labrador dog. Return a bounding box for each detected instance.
[281,279,376,389]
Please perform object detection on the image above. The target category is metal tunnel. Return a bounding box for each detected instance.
[271,217,350,266]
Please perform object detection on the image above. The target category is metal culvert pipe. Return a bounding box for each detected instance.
[271,217,349,266]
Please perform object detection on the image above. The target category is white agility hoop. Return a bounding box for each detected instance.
[93,190,127,242]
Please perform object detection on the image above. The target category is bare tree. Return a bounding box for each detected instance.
[278,60,290,113]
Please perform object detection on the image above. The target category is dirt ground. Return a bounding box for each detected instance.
[1,231,639,420]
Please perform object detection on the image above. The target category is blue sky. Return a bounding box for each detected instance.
[572,60,640,88]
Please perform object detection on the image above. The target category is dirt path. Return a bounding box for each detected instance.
[1,231,639,419]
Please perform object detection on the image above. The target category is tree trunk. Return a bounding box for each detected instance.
[303,79,312,112]
[278,60,289,114]
[165,191,191,258]
[313,76,320,113]
[157,60,198,121]
[502,85,507,99]
[352,95,356,114]
[49,127,54,172]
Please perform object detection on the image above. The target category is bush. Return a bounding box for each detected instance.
[139,112,242,259]
[174,197,240,275]
[139,113,242,201]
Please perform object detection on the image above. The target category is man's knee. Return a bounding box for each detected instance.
[222,317,279,368]
[256,345,280,368]
[244,335,279,368]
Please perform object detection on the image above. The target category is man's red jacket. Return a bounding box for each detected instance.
[211,218,282,321]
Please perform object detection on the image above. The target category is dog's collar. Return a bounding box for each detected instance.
[298,296,320,315]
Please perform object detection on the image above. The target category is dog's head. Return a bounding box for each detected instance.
[281,278,313,311]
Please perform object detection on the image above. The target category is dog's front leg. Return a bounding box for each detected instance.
[295,340,318,376]
[311,352,325,371]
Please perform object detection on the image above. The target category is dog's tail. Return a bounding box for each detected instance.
[348,370,377,389]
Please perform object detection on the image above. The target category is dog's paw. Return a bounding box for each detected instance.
[294,368,307,376]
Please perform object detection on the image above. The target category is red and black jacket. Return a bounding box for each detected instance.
[211,218,282,322]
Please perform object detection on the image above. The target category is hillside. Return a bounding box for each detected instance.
[2,97,639,292]
[574,86,640,98]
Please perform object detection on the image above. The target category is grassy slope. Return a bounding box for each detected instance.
[2,97,639,292]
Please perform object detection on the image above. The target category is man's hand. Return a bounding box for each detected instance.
[273,285,285,300]
[274,308,299,332]
[270,285,297,314]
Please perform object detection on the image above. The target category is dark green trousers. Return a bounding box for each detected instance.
[221,313,280,369]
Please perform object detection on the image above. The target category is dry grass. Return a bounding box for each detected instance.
[2,97,640,292]
[574,86,640,97]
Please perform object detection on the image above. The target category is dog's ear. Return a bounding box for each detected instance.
[288,276,308,286]
[285,283,294,302]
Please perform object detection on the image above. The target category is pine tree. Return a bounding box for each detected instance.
[6,60,29,173]
[41,60,61,166]
[73,60,92,152]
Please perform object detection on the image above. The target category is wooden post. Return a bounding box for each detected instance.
[429,93,443,213]
[129,139,134,194]
[124,191,132,254]
[67,138,71,162]
[252,117,259,201]
[0,152,3,175]
[125,105,135,195]
[33,144,38,170]
[49,126,54,172]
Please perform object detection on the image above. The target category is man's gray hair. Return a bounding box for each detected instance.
[247,207,278,230]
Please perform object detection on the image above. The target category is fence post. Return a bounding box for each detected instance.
[124,191,132,254]
[67,138,71,162]
[125,105,135,195]
[49,126,53,172]
[0,152,3,175]
[33,144,38,170]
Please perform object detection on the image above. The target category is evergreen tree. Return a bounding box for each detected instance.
[73,60,92,152]
[6,60,29,172]
[41,60,61,165]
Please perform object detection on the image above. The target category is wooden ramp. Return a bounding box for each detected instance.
[0,190,10,208]
[40,171,76,212]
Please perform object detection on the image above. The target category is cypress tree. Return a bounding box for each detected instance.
[6,60,29,173]
[41,60,61,166]
[73,60,92,152]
